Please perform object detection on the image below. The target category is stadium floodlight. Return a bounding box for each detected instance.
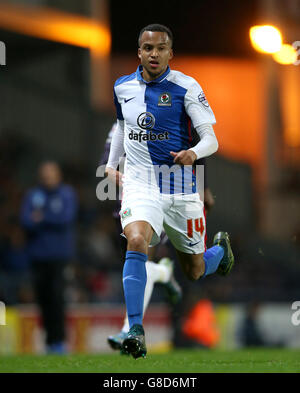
[272,43,298,65]
[249,25,282,54]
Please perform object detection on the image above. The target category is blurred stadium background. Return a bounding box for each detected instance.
[0,0,300,356]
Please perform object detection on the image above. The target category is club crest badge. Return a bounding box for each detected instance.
[158,92,172,106]
[121,208,132,220]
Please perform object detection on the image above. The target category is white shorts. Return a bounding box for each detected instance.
[120,182,206,255]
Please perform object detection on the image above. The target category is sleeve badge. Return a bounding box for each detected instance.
[198,91,209,107]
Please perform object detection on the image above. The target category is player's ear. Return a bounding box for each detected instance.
[138,47,142,60]
[169,48,173,61]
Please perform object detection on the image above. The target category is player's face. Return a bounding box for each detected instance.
[39,162,62,189]
[138,31,173,82]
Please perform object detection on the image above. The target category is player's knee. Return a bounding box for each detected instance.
[127,233,148,253]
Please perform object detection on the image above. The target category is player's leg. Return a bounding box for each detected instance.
[116,188,165,358]
[108,253,181,353]
[123,220,153,327]
[125,241,181,325]
[107,215,180,353]
[175,251,205,281]
[118,220,152,358]
[108,258,181,350]
[163,194,234,281]
[175,246,223,281]
[171,234,234,281]
[117,245,166,335]
[125,220,153,253]
[121,257,177,327]
[108,220,153,353]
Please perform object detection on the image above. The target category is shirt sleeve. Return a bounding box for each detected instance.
[114,88,124,121]
[184,79,216,128]
[189,123,218,159]
[106,119,125,170]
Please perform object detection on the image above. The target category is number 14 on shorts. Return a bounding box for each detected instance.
[187,218,204,238]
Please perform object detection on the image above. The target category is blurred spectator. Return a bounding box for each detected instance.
[240,302,267,347]
[239,301,285,348]
[20,161,78,354]
[84,213,119,269]
[0,224,32,305]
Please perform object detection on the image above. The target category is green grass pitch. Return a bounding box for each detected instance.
[0,349,300,373]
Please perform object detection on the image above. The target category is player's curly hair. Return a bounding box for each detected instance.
[138,24,173,47]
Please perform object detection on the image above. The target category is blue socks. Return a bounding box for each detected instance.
[203,245,224,277]
[122,247,223,327]
[123,251,147,328]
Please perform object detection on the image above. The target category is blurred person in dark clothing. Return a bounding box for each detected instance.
[20,161,78,354]
[240,302,268,347]
[240,301,287,348]
[0,225,31,305]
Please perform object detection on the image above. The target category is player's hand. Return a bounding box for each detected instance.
[170,150,197,165]
[105,167,123,187]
